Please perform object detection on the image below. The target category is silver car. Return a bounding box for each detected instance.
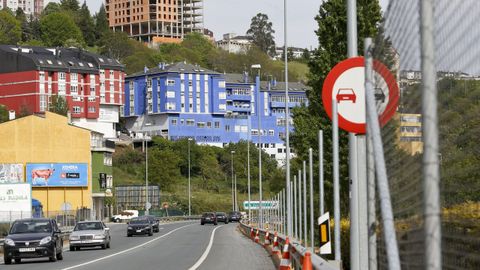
[69,221,111,251]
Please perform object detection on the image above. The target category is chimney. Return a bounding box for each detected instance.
[8,110,15,120]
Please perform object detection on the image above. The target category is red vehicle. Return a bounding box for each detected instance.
[336,88,357,103]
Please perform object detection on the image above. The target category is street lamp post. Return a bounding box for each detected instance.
[188,138,193,216]
[231,150,235,212]
[251,64,262,228]
[145,135,149,216]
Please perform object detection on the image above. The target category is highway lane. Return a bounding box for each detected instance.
[1,221,274,270]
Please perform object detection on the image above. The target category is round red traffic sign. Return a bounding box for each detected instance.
[322,57,399,134]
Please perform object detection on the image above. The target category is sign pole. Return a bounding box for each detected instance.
[332,98,341,261]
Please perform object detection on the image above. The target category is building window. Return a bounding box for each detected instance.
[219,104,226,111]
[186,119,195,126]
[166,91,175,98]
[171,119,177,126]
[70,73,78,81]
[218,81,226,88]
[225,125,230,132]
[269,130,275,136]
[88,106,96,113]
[278,148,283,153]
[251,129,258,135]
[58,72,66,80]
[197,122,206,128]
[165,102,176,110]
[73,106,81,114]
[104,153,112,166]
[214,121,220,128]
[218,92,226,99]
[166,79,175,86]
[188,81,193,86]
[207,122,212,128]
[70,85,78,95]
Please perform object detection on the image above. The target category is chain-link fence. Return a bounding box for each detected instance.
[371,0,480,269]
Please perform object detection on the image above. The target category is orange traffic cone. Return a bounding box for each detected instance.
[254,229,260,243]
[302,251,313,270]
[272,232,280,255]
[250,227,255,239]
[264,231,271,247]
[278,237,291,270]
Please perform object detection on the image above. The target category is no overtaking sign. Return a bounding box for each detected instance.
[322,57,399,134]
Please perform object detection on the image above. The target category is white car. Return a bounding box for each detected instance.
[69,221,111,251]
[111,210,139,223]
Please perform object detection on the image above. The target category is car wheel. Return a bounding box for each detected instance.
[127,234,132,237]
[4,256,12,265]
[225,221,228,224]
[14,258,21,264]
[214,222,217,226]
[70,246,75,251]
[107,241,111,248]
[148,230,153,236]
[57,250,63,260]
[201,222,204,225]
[50,247,57,262]
[115,218,120,223]
[101,244,106,249]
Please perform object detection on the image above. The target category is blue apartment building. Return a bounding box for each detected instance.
[122,62,308,165]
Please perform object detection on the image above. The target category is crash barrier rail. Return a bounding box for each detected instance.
[239,222,339,270]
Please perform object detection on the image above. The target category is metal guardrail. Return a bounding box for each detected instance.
[239,222,339,270]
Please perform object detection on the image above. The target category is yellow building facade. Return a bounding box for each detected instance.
[397,113,423,155]
[0,112,92,213]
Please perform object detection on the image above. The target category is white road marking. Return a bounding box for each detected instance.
[60,223,195,270]
[188,225,224,270]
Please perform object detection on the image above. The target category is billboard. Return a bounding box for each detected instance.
[26,163,88,187]
[0,183,32,222]
[0,164,24,184]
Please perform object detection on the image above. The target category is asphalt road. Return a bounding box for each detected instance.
[1,221,274,270]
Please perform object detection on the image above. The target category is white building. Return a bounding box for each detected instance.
[216,33,253,54]
[1,0,40,16]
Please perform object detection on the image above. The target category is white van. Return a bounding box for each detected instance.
[111,210,139,223]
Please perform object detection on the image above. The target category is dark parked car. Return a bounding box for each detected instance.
[215,212,228,224]
[200,212,217,225]
[228,211,242,222]
[2,218,63,264]
[127,217,153,237]
[144,215,160,233]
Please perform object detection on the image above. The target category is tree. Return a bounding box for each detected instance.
[98,31,135,60]
[290,0,382,215]
[49,95,69,116]
[0,10,21,44]
[246,13,276,57]
[94,4,109,43]
[0,105,8,123]
[40,12,84,47]
[41,2,61,17]
[59,0,80,12]
[77,2,95,46]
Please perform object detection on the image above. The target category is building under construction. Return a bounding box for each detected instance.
[105,0,204,44]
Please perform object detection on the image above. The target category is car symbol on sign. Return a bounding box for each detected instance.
[336,88,356,103]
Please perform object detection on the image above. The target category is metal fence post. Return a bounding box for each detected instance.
[299,168,303,242]
[319,130,324,216]
[365,37,401,270]
[294,175,298,239]
[420,1,442,269]
[309,148,314,250]
[332,99,341,261]
[303,159,308,246]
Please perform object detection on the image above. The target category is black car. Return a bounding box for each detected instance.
[144,215,160,233]
[127,217,153,237]
[228,211,242,222]
[200,212,217,225]
[2,218,63,264]
[215,212,229,224]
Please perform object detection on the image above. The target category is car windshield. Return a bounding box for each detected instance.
[10,220,52,234]
[338,88,354,95]
[202,213,214,217]
[216,213,225,216]
[74,222,103,231]
[130,218,149,224]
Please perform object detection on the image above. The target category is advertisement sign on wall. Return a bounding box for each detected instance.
[0,183,32,222]
[26,163,88,187]
[0,164,24,184]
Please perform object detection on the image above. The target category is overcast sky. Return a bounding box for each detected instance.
[50,0,389,49]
